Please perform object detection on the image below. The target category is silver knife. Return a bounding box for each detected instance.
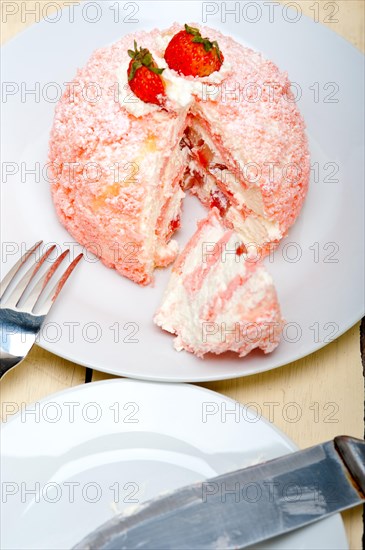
[74,436,365,550]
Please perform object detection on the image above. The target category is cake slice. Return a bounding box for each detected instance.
[154,208,283,357]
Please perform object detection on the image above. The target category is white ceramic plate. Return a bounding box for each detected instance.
[0,379,348,549]
[1,1,364,381]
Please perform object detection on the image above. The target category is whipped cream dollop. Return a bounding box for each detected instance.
[116,38,232,117]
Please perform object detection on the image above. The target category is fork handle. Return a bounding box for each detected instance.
[0,351,24,379]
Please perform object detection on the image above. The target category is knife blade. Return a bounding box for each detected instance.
[74,436,365,550]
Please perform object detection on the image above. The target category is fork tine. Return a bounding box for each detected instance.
[0,241,43,299]
[20,249,70,313]
[3,245,57,309]
[36,253,84,316]
[25,252,83,315]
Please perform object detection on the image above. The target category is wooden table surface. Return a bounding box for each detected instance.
[1,1,364,548]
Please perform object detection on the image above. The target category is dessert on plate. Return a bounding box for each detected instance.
[49,23,309,286]
[49,23,310,357]
[154,208,283,357]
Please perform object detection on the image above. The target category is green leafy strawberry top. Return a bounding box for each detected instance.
[128,41,165,81]
[185,24,222,61]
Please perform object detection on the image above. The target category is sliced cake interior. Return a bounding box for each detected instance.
[180,112,285,257]
[154,208,283,357]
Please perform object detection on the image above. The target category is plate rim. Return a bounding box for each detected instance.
[38,310,364,382]
[1,378,297,443]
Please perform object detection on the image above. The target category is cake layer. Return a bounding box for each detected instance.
[154,208,283,357]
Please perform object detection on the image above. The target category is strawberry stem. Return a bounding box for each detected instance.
[184,24,223,61]
[128,41,165,82]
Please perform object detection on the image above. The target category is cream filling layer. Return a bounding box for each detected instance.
[135,133,187,266]
[189,118,271,216]
[188,159,282,244]
[189,117,282,242]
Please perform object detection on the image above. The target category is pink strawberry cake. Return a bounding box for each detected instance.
[49,23,309,285]
[49,23,310,357]
[154,208,283,357]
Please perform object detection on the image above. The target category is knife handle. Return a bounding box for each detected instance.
[334,436,365,496]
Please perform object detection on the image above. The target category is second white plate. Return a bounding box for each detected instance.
[0,379,348,549]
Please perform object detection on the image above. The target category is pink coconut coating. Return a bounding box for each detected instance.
[49,29,186,285]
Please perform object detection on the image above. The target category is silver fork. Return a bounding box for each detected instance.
[0,241,83,379]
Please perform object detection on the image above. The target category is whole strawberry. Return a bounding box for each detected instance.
[127,41,165,105]
[164,24,224,77]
